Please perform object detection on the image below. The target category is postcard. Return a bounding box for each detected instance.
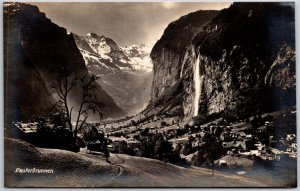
[4,1,296,187]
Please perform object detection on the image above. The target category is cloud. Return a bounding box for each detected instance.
[162,2,177,9]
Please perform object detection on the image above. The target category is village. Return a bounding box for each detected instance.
[12,106,297,170]
[107,109,296,166]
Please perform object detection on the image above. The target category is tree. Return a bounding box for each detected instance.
[182,141,193,155]
[140,127,150,136]
[154,138,173,162]
[131,120,137,126]
[83,125,104,143]
[161,121,167,127]
[191,150,206,166]
[50,67,105,149]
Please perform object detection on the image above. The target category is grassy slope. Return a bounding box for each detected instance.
[4,137,274,188]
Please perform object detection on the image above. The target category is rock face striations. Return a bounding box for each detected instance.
[4,3,126,128]
[148,3,295,121]
[74,33,153,115]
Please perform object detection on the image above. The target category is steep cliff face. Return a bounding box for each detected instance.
[149,3,295,120]
[74,33,153,115]
[4,3,125,127]
[151,10,219,99]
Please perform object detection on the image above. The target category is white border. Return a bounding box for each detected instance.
[0,1,298,191]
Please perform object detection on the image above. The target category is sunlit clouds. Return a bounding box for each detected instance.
[162,2,177,9]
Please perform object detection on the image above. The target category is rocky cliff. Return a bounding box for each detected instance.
[74,33,153,115]
[4,3,125,129]
[148,3,295,121]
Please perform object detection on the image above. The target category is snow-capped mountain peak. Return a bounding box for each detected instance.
[121,43,153,72]
[74,33,153,75]
[73,33,154,115]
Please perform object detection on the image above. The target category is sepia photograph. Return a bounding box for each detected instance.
[3,1,296,188]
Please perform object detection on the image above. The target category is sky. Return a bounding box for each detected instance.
[32,2,231,46]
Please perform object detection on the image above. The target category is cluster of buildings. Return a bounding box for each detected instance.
[11,110,297,165]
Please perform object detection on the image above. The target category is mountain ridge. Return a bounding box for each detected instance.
[4,2,126,133]
[147,2,295,121]
[74,33,153,115]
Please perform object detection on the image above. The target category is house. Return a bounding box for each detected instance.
[250,150,261,156]
[14,122,39,144]
[218,160,227,166]
[222,141,236,149]
[237,132,247,138]
[235,141,246,150]
[110,136,127,142]
[286,134,297,142]
[221,132,232,142]
[260,153,278,161]
[15,122,39,134]
[192,139,205,148]
[291,143,297,151]
[127,140,141,148]
[14,119,76,151]
[254,141,264,148]
[287,142,297,152]
[235,132,247,140]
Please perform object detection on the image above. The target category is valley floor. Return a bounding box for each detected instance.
[5,137,282,188]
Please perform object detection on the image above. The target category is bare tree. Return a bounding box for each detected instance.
[50,67,105,143]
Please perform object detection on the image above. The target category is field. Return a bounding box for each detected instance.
[5,137,275,187]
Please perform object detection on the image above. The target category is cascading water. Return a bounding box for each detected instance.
[193,55,201,116]
[180,52,189,78]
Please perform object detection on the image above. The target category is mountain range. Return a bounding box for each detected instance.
[74,33,153,115]
[4,2,295,130]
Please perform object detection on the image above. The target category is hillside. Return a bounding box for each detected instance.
[5,137,272,187]
[4,2,125,131]
[149,2,295,121]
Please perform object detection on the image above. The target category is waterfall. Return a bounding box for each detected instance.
[193,55,201,116]
[180,52,189,78]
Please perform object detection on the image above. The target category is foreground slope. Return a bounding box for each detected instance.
[5,137,275,187]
